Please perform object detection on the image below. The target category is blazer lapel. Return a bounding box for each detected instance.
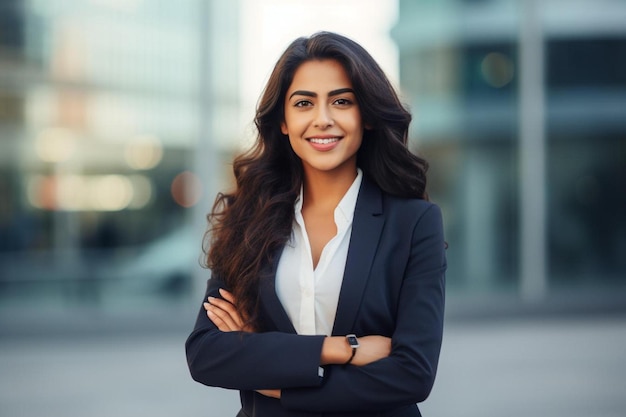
[258,247,297,333]
[332,177,384,336]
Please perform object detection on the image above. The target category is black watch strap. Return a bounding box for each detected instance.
[344,334,359,365]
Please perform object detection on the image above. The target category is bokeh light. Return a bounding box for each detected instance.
[171,170,203,208]
[124,134,163,170]
[26,174,151,211]
[127,174,154,208]
[34,127,77,163]
[481,52,515,88]
[90,175,133,211]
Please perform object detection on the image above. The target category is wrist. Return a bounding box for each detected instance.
[320,336,353,365]
[344,334,359,365]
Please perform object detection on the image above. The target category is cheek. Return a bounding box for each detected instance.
[281,112,307,135]
[352,136,364,153]
[287,136,305,159]
[342,111,363,133]
[350,126,365,152]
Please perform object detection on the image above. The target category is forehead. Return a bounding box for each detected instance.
[287,59,353,92]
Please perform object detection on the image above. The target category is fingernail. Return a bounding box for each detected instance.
[207,296,215,303]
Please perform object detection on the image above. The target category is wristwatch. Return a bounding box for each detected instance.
[344,334,359,365]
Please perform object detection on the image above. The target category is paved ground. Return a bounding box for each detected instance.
[1,315,625,417]
[422,316,626,417]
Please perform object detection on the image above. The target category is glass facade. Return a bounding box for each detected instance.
[392,0,626,299]
[0,0,240,313]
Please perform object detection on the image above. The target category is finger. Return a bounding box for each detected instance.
[207,295,235,311]
[206,303,240,331]
[204,301,238,331]
[217,290,251,326]
[204,300,238,331]
[208,296,245,328]
[207,306,232,332]
[256,389,281,399]
[205,304,232,331]
[218,288,236,304]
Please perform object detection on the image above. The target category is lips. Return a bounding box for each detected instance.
[306,136,342,151]
[309,137,340,144]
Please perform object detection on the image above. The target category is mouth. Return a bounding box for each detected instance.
[307,137,341,144]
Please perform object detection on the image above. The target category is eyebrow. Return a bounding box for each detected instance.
[288,88,355,100]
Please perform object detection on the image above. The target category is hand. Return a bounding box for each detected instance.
[203,288,253,332]
[256,389,281,399]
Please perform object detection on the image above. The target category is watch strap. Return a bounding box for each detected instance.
[344,334,359,365]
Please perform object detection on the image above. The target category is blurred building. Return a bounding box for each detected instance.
[0,0,240,312]
[2,0,624,324]
[392,0,626,304]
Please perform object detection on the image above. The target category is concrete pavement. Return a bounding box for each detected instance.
[1,315,625,417]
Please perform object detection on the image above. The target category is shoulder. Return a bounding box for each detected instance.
[356,175,443,226]
[383,193,441,226]
[363,177,438,216]
[382,192,436,213]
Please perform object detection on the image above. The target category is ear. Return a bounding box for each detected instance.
[364,123,373,131]
[280,122,288,135]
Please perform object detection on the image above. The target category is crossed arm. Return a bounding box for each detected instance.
[203,288,392,398]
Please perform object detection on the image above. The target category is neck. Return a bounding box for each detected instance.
[302,166,358,211]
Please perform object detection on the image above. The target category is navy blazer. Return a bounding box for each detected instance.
[186,177,446,417]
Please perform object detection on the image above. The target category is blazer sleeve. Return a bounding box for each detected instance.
[280,204,446,413]
[185,276,326,391]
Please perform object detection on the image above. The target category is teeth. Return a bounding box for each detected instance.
[309,138,339,144]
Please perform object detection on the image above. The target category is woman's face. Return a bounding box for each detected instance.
[281,59,363,179]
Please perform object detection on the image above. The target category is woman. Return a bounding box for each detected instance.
[186,31,446,417]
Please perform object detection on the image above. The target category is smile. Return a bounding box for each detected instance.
[308,137,341,144]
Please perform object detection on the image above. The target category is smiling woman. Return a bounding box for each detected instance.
[186,31,446,417]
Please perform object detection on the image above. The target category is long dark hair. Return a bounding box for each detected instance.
[206,32,428,327]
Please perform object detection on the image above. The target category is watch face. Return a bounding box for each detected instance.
[347,335,359,348]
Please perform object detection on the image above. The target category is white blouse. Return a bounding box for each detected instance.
[275,169,363,336]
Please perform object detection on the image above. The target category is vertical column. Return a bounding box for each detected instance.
[518,0,547,301]
[192,0,217,294]
[464,149,497,290]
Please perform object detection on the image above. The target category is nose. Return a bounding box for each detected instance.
[313,105,334,128]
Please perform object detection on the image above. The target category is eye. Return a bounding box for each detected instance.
[333,98,353,106]
[294,100,313,107]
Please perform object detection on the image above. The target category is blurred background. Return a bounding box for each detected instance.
[0,0,625,416]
